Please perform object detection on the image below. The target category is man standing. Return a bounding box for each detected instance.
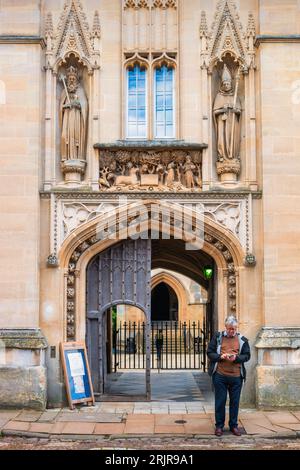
[207,316,250,437]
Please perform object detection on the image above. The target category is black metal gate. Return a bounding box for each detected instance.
[113,320,207,371]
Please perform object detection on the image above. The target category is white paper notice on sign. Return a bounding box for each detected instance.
[68,352,85,377]
[73,375,85,394]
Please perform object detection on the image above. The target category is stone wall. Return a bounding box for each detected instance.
[255,328,300,408]
[259,41,300,327]
[0,329,47,410]
[0,36,42,327]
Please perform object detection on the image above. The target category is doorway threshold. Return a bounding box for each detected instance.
[95,394,150,402]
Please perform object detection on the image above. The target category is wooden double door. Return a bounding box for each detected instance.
[86,239,152,399]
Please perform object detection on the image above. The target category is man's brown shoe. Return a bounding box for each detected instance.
[230,427,242,436]
[215,428,223,437]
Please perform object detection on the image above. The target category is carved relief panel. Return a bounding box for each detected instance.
[98,149,202,192]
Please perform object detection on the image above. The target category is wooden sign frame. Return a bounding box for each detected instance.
[60,341,95,410]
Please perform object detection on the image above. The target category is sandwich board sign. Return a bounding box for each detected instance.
[60,341,95,410]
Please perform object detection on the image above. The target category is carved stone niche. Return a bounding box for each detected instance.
[44,1,100,189]
[212,57,244,184]
[94,141,207,192]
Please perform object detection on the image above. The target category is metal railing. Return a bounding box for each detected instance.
[113,320,207,371]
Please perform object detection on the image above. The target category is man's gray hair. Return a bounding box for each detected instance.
[225,315,238,326]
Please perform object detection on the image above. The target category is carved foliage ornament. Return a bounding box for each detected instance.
[199,11,208,38]
[60,201,242,248]
[124,0,177,9]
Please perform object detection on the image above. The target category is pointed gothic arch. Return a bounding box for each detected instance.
[151,272,188,322]
[58,199,245,342]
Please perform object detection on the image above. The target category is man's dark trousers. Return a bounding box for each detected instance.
[212,372,243,429]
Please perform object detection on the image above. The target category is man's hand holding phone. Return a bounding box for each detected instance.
[221,353,236,361]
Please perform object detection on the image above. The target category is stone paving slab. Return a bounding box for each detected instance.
[184,413,213,420]
[239,411,267,420]
[29,423,54,434]
[97,406,118,413]
[51,423,66,434]
[0,411,21,429]
[14,411,42,422]
[240,418,280,435]
[274,423,300,431]
[154,424,185,434]
[39,410,61,422]
[186,409,206,414]
[125,414,155,423]
[265,412,300,425]
[169,410,188,415]
[114,407,135,413]
[78,405,101,412]
[132,409,151,414]
[60,422,96,435]
[183,420,215,434]
[267,425,296,436]
[3,421,31,432]
[154,414,184,425]
[124,422,155,434]
[93,423,125,435]
[57,413,124,423]
[151,408,169,414]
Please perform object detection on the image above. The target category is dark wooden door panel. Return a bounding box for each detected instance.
[86,239,151,397]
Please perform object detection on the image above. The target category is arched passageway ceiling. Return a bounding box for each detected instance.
[152,239,212,289]
[152,259,208,289]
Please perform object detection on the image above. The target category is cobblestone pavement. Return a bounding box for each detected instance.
[1,435,300,450]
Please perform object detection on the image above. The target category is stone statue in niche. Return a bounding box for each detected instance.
[59,65,88,184]
[213,64,242,182]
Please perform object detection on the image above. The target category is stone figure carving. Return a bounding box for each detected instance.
[182,155,196,189]
[166,162,175,186]
[213,64,242,181]
[115,162,139,186]
[98,150,202,192]
[60,66,88,162]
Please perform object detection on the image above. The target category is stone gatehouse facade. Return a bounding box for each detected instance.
[0,0,300,409]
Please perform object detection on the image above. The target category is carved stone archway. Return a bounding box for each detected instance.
[58,199,244,342]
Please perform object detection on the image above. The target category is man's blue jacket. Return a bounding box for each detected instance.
[207,332,251,381]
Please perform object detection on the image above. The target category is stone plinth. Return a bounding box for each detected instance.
[255,327,300,408]
[61,159,86,186]
[0,329,48,410]
[216,159,241,183]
